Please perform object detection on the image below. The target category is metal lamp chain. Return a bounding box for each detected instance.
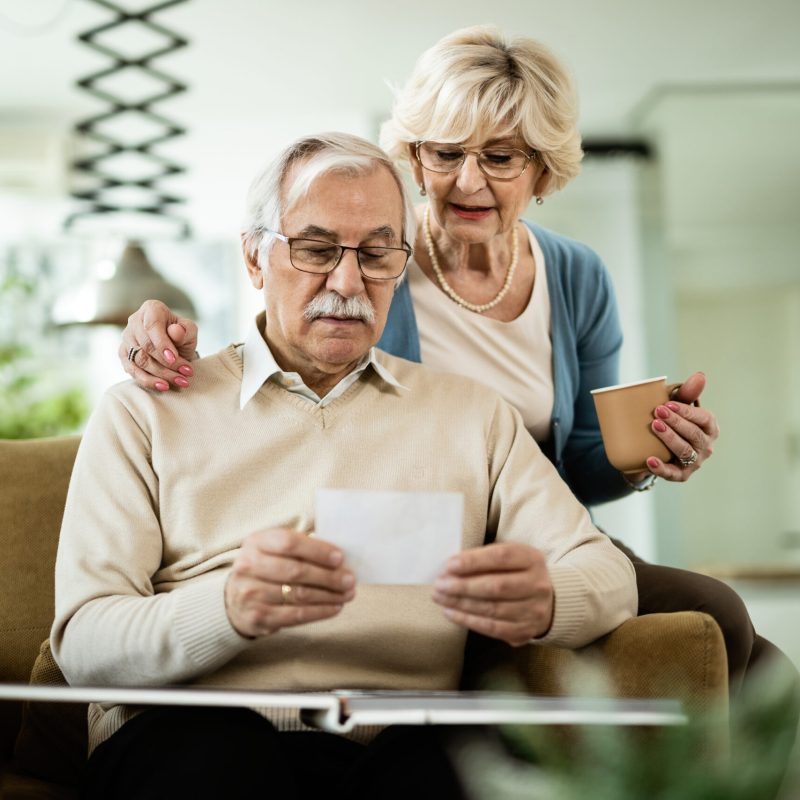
[65,0,191,237]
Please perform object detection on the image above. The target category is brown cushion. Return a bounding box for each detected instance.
[515,613,726,696]
[12,639,87,789]
[0,436,80,758]
[0,772,78,800]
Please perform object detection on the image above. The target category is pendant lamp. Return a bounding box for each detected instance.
[52,240,195,325]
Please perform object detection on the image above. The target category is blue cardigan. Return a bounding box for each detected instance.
[377,222,630,507]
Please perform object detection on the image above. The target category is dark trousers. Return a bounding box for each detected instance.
[82,706,471,800]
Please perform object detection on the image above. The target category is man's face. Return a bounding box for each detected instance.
[245,163,404,391]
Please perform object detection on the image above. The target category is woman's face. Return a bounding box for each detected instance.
[409,135,549,245]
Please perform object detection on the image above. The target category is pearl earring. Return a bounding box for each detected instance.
[419,185,427,197]
[535,196,544,206]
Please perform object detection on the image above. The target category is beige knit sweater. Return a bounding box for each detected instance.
[51,345,636,749]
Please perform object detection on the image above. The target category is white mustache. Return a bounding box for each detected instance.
[303,292,375,324]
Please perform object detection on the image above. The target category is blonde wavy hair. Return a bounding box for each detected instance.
[380,25,583,195]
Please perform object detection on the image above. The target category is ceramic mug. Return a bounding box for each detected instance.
[591,376,682,474]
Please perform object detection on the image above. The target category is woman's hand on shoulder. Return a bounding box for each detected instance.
[119,300,199,392]
[644,371,720,482]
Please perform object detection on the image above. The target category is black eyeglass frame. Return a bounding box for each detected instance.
[265,230,413,281]
[414,141,537,181]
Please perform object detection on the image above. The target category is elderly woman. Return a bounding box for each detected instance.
[117,26,790,700]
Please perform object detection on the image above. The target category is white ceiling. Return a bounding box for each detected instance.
[3,0,800,130]
[1,0,799,241]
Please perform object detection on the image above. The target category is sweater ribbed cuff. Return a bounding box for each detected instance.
[172,570,251,673]
[533,564,586,647]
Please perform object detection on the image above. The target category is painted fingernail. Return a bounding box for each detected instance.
[329,551,343,566]
[174,376,190,388]
[342,574,355,589]
[164,350,176,364]
[154,381,169,392]
[667,402,680,412]
[653,420,668,432]
[647,457,661,469]
[655,406,670,419]
[178,365,193,376]
[435,577,452,591]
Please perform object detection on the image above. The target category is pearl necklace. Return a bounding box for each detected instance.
[423,205,518,314]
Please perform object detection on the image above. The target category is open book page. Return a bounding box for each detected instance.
[0,683,333,713]
[0,684,686,732]
[306,691,686,732]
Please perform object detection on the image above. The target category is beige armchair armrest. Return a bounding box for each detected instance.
[514,612,728,720]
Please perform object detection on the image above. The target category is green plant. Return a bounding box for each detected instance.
[456,660,800,800]
[0,267,88,439]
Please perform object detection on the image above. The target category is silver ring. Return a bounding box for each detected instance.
[679,449,698,468]
[281,583,294,605]
[127,346,141,363]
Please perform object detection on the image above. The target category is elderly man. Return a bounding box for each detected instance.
[52,132,636,799]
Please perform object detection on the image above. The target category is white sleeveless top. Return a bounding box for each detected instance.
[409,227,554,441]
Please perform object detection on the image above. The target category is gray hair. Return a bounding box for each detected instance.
[380,25,583,195]
[242,132,416,278]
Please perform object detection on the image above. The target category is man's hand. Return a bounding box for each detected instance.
[119,299,199,392]
[433,542,554,646]
[225,528,356,638]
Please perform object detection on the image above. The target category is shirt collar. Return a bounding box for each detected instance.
[239,312,406,409]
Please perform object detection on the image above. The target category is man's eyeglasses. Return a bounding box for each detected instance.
[415,141,536,181]
[266,231,412,281]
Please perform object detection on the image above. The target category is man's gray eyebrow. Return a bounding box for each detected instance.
[296,224,336,239]
[369,225,398,241]
[295,224,398,241]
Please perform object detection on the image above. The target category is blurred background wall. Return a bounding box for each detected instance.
[1,0,799,664]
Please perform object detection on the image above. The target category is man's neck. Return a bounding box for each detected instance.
[263,332,363,399]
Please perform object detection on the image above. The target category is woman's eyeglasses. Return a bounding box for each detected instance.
[415,141,536,181]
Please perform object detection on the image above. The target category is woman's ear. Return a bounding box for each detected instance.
[409,142,425,190]
[533,166,552,199]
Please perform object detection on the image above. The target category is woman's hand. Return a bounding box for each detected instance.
[432,542,553,646]
[119,300,199,391]
[224,528,356,638]
[644,371,720,482]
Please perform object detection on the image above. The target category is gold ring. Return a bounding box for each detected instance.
[281,583,293,604]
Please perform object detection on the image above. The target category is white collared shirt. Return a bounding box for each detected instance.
[238,314,406,409]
